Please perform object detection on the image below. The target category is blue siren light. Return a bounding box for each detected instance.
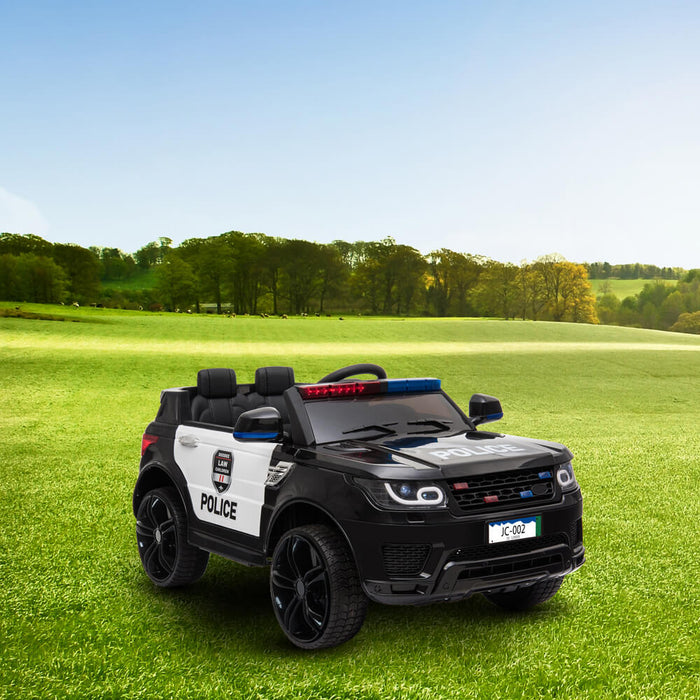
[385,378,441,393]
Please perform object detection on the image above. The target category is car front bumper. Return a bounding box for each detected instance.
[341,490,584,605]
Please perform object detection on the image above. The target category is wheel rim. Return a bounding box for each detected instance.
[136,494,178,582]
[271,534,330,643]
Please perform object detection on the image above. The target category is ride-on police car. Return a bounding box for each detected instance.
[134,364,584,649]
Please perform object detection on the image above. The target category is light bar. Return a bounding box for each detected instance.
[298,378,441,401]
[386,378,441,393]
[298,381,382,400]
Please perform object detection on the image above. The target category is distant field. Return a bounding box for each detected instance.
[102,267,157,290]
[1,306,699,699]
[589,278,673,299]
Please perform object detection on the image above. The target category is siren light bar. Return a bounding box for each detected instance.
[298,378,441,400]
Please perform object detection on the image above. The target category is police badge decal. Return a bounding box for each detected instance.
[212,450,233,493]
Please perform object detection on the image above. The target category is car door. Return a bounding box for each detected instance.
[173,424,277,538]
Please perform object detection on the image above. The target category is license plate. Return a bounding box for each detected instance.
[488,516,541,544]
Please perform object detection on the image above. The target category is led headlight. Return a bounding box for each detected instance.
[385,482,444,506]
[354,478,446,510]
[556,462,578,492]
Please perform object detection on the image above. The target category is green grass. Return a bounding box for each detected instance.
[589,278,672,299]
[1,306,699,699]
[102,268,157,291]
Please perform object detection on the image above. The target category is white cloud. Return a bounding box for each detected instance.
[0,187,49,236]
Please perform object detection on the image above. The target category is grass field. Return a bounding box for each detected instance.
[1,305,699,699]
[589,278,672,299]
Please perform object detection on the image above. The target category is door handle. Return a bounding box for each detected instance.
[178,434,200,447]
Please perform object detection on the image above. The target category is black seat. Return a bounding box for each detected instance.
[191,368,238,426]
[251,366,295,424]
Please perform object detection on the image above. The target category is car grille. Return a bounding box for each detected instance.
[456,552,565,581]
[451,533,568,562]
[448,467,557,513]
[449,534,569,581]
[382,543,432,578]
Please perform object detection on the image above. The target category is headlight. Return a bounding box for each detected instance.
[556,462,578,492]
[354,478,446,509]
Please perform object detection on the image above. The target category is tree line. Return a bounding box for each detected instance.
[1,230,698,333]
[147,233,598,323]
[585,262,684,280]
[596,272,700,334]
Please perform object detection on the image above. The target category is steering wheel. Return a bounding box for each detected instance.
[318,363,387,383]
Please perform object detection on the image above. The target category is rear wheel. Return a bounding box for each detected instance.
[270,524,367,649]
[484,577,563,611]
[136,487,209,587]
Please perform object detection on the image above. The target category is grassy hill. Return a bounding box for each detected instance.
[589,277,673,299]
[102,267,157,290]
[1,306,698,699]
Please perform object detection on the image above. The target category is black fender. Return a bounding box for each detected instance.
[265,497,358,565]
[132,460,190,518]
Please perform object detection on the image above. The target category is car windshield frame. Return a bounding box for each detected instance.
[302,391,469,445]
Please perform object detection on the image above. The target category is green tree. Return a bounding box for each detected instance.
[52,243,100,302]
[426,249,481,316]
[135,237,172,269]
[0,232,53,256]
[221,232,265,314]
[0,254,19,300]
[180,236,234,314]
[91,247,136,281]
[279,239,323,314]
[659,290,685,329]
[596,293,621,325]
[391,245,427,315]
[316,243,348,314]
[258,236,286,315]
[11,254,67,303]
[670,311,700,334]
[473,261,519,319]
[532,256,597,323]
[155,254,196,311]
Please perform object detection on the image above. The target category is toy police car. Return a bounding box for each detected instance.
[134,363,584,649]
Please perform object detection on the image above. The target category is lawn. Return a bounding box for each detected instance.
[1,306,698,699]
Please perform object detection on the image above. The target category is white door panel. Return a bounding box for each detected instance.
[174,425,276,538]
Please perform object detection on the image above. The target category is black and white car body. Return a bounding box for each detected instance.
[134,364,584,649]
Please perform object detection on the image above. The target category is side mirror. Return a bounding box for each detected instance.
[234,406,283,441]
[468,393,503,426]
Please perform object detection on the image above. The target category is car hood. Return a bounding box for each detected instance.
[309,431,573,480]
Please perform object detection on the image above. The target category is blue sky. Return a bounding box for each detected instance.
[1,1,699,267]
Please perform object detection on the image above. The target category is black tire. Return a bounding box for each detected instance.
[484,577,564,611]
[270,524,368,650]
[136,487,209,588]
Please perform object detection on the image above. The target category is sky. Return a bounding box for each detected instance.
[1,0,699,268]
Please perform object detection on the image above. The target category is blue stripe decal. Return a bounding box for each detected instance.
[482,412,504,423]
[234,431,278,440]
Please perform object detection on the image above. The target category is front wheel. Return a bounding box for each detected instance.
[270,524,368,649]
[483,577,564,611]
[136,487,209,587]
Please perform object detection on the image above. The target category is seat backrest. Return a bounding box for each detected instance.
[250,366,295,424]
[191,368,238,425]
